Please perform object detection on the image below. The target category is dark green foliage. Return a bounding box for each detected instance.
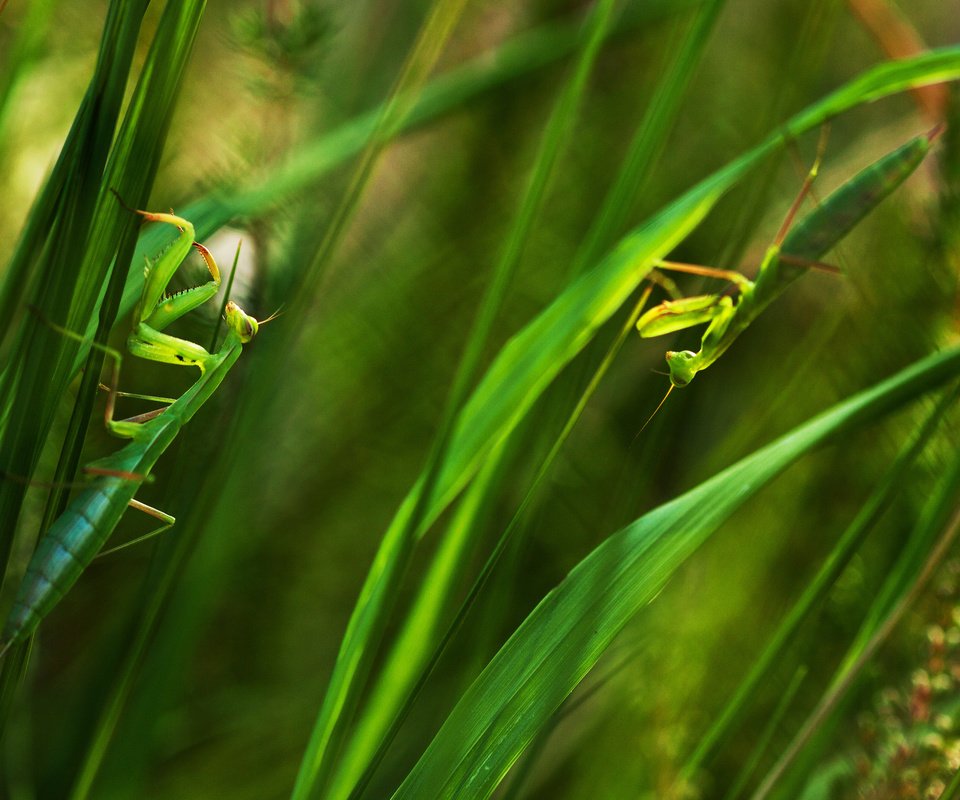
[1,2,959,799]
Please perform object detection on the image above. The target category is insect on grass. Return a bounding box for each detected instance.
[0,204,275,656]
[637,126,941,398]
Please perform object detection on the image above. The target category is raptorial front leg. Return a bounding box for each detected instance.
[131,210,221,330]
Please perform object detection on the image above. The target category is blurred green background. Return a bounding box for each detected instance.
[1,1,960,798]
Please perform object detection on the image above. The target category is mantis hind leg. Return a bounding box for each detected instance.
[25,307,154,438]
[96,498,176,558]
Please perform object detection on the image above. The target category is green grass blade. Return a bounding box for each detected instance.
[723,667,808,800]
[290,2,472,795]
[0,0,147,617]
[572,0,727,274]
[681,384,959,780]
[390,345,960,800]
[317,3,623,793]
[753,445,960,798]
[341,291,651,800]
[295,44,960,799]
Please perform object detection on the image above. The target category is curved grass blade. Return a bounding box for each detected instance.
[390,344,960,800]
[682,382,959,784]
[285,0,474,796]
[317,3,629,792]
[299,45,960,800]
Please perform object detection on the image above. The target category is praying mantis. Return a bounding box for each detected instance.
[0,207,267,655]
[637,127,939,388]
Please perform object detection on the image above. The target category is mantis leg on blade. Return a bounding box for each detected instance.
[635,126,938,390]
[0,203,269,653]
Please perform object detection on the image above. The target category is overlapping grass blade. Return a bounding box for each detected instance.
[289,2,473,793]
[320,1,625,794]
[19,4,211,796]
[759,439,960,798]
[681,384,959,783]
[0,1,149,693]
[572,0,727,273]
[39,0,208,571]
[391,345,960,800]
[289,44,960,799]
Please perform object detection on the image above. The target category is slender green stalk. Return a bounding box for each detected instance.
[291,3,472,795]
[318,3,622,796]
[751,501,960,799]
[681,382,959,781]
[722,668,808,800]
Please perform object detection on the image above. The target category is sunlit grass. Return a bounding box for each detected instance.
[0,2,959,799]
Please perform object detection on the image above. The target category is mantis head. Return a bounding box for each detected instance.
[664,350,698,388]
[225,301,260,343]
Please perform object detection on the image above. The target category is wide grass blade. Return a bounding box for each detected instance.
[391,345,960,800]
[317,2,624,794]
[290,43,960,800]
[681,383,959,781]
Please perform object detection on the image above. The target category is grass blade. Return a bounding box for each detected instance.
[391,344,960,800]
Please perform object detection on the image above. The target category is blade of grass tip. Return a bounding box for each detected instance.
[309,2,622,795]
[572,0,727,275]
[290,1,472,795]
[341,288,652,800]
[210,241,242,351]
[678,382,960,783]
[750,499,960,800]
[388,345,960,800]
[722,667,808,800]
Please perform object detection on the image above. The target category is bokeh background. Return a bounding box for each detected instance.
[1,1,960,798]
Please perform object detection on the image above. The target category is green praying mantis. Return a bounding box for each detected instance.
[0,127,939,655]
[637,126,939,390]
[0,206,270,655]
